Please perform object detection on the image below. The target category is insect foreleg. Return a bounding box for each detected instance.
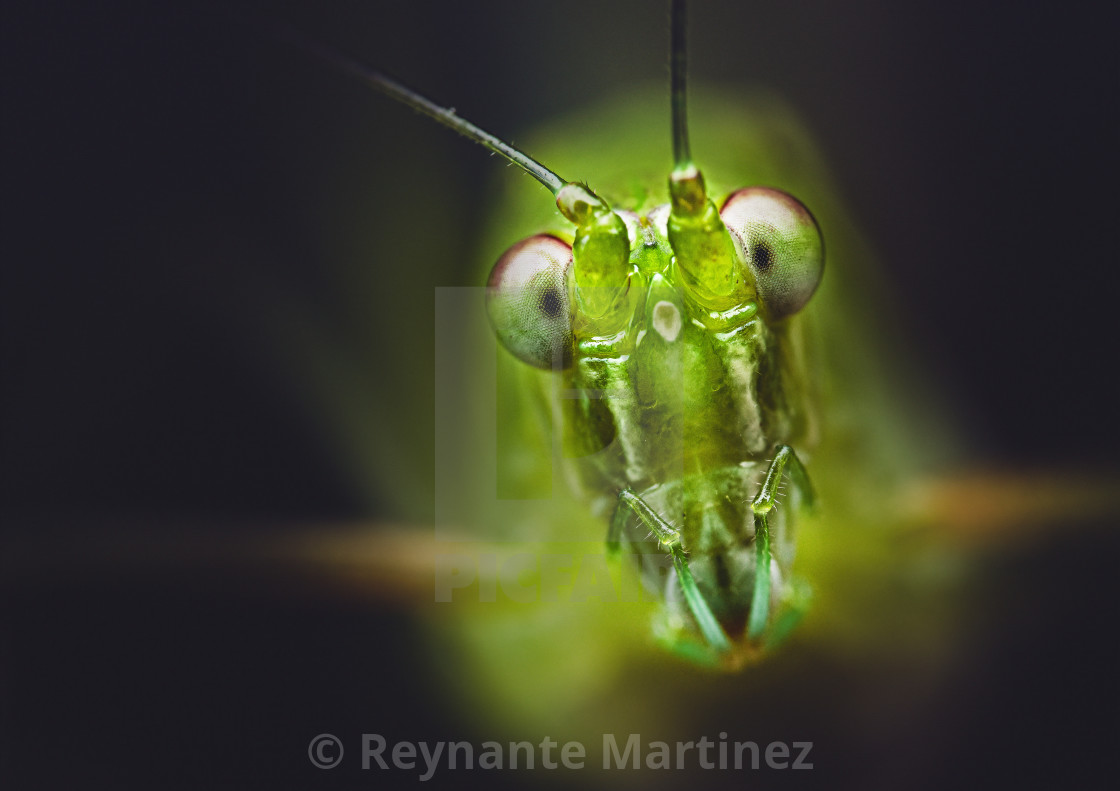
[609,489,732,654]
[747,444,815,640]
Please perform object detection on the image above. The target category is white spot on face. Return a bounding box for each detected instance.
[652,300,682,342]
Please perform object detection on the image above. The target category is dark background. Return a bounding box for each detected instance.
[2,1,1116,788]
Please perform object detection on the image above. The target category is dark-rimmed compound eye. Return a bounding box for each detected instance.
[486,235,574,370]
[720,187,824,320]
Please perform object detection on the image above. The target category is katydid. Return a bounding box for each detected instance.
[292,0,865,669]
[255,0,1118,770]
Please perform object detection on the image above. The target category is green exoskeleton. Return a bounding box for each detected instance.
[311,0,827,668]
[488,182,821,669]
[484,73,821,668]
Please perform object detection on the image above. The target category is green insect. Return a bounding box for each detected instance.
[300,0,839,670]
[249,1,1119,777]
[480,17,823,669]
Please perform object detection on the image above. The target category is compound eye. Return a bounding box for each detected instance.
[486,235,574,370]
[720,187,824,320]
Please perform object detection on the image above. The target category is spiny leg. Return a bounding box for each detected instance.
[609,489,731,654]
[747,444,815,641]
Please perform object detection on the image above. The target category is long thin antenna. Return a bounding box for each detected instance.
[276,24,631,288]
[670,0,692,170]
[665,0,738,305]
[288,33,567,196]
